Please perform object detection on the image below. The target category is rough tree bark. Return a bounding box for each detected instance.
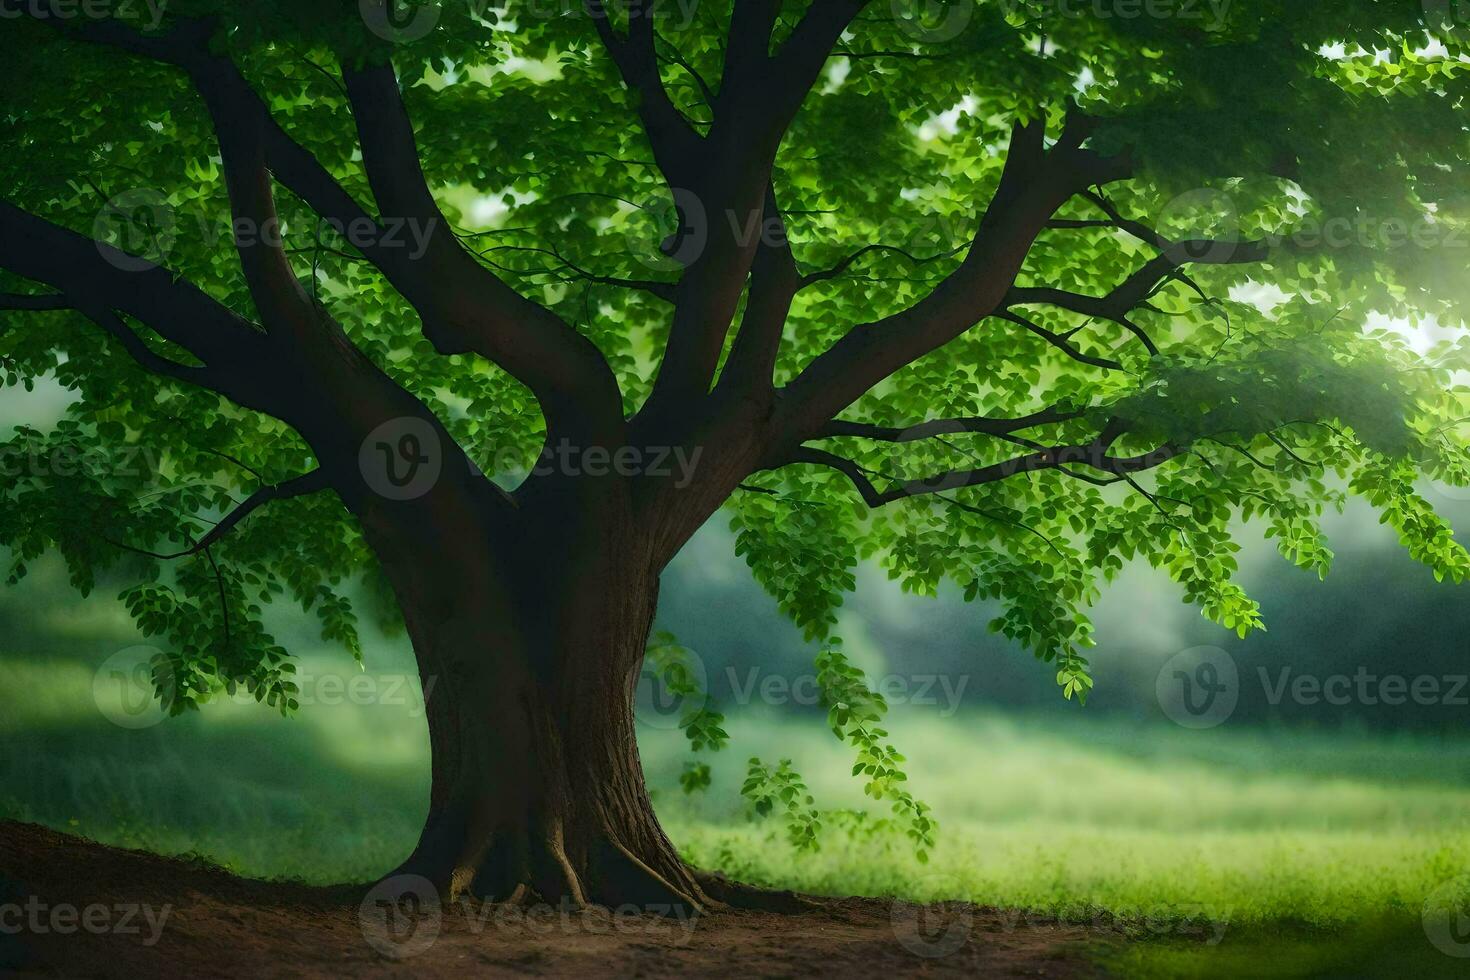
[394,579,699,911]
[344,446,720,911]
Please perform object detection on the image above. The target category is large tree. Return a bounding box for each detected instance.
[2,0,1469,912]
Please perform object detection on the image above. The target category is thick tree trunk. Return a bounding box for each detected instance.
[398,598,707,913]
[355,487,712,914]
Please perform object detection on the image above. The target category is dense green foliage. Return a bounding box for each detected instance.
[4,0,1470,850]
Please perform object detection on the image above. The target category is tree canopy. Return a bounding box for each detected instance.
[3,2,1470,847]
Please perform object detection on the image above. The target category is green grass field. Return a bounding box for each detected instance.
[651,712,1470,977]
[5,654,1470,978]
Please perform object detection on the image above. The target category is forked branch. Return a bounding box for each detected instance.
[792,418,1181,509]
[106,469,332,562]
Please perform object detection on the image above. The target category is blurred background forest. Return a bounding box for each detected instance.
[4,376,1470,977]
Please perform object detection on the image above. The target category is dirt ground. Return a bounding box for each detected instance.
[0,820,1115,978]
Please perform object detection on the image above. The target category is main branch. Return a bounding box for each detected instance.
[776,117,1130,441]
[11,9,625,447]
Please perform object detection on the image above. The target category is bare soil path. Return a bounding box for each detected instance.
[0,821,1114,978]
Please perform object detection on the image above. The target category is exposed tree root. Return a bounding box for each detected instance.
[374,846,823,926]
[691,869,820,913]
[385,822,725,919]
[539,824,589,908]
[593,837,708,915]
